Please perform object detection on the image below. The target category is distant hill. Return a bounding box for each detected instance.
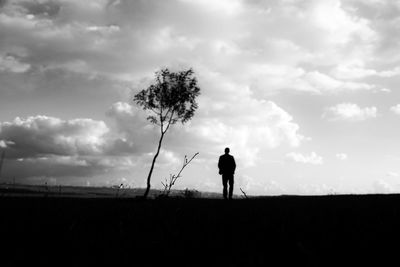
[0,183,223,199]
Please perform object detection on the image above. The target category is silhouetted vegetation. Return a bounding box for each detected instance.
[182,188,201,198]
[160,152,199,197]
[240,187,249,199]
[0,150,4,180]
[134,68,200,199]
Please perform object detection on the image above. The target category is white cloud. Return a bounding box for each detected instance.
[0,54,30,73]
[108,98,307,168]
[244,66,375,94]
[379,67,400,77]
[332,61,377,80]
[19,155,89,167]
[238,175,287,196]
[298,183,336,195]
[387,172,399,177]
[310,0,376,45]
[107,66,307,168]
[332,61,400,80]
[193,99,305,148]
[380,88,391,93]
[372,180,394,194]
[156,149,181,168]
[390,104,400,115]
[107,101,136,117]
[336,153,348,160]
[323,103,377,121]
[85,25,120,35]
[0,140,15,148]
[285,152,323,165]
[179,0,243,16]
[301,71,374,93]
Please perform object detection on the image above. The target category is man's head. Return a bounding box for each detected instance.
[224,147,230,154]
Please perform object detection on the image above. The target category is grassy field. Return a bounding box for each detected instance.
[1,186,400,266]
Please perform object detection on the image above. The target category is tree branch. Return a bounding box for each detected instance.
[162,110,175,134]
[161,152,199,196]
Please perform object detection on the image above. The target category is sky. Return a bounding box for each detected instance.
[1,0,400,195]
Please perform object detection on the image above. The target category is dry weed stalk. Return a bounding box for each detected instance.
[240,187,249,199]
[161,152,199,197]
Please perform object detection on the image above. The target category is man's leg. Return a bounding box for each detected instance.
[228,175,234,199]
[222,175,228,199]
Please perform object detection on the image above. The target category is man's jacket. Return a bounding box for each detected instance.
[218,154,236,175]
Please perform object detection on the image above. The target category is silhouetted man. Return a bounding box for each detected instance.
[218,147,236,200]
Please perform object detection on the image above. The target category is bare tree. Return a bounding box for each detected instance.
[134,68,200,198]
[161,152,199,197]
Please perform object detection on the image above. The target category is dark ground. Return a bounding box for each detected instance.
[1,194,400,266]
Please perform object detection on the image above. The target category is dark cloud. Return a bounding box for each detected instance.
[0,115,110,158]
[0,114,143,179]
[17,0,61,18]
[105,101,160,154]
[2,156,100,179]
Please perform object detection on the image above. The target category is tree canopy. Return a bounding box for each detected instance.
[134,68,200,132]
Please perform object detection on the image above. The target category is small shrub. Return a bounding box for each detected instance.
[183,188,201,199]
[160,152,199,197]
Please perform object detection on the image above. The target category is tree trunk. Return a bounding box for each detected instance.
[143,133,164,198]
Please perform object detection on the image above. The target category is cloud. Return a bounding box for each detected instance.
[109,78,307,168]
[0,140,15,148]
[386,172,399,177]
[332,61,400,80]
[285,152,323,165]
[0,114,141,179]
[106,101,160,154]
[238,175,287,196]
[390,104,400,115]
[190,99,306,149]
[5,155,120,179]
[372,180,394,194]
[309,0,376,45]
[102,64,308,176]
[298,183,336,195]
[18,156,89,167]
[0,115,110,158]
[243,66,374,94]
[0,54,30,73]
[0,108,214,180]
[323,103,377,121]
[0,0,381,93]
[380,88,391,93]
[300,71,374,93]
[336,153,348,160]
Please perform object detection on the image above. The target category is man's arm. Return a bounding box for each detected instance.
[232,156,236,174]
[218,156,224,175]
